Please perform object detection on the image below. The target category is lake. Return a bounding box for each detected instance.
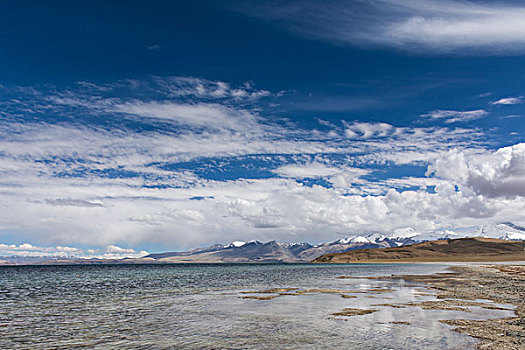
[0,263,514,349]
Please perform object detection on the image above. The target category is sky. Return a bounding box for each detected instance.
[1,0,525,258]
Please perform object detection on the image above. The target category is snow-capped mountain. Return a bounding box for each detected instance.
[142,222,525,263]
[295,235,416,261]
[6,223,522,265]
[146,240,313,263]
[474,222,525,241]
[411,222,525,242]
[224,240,257,248]
[145,234,417,263]
[356,222,525,244]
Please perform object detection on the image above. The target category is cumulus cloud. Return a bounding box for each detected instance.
[242,0,525,54]
[344,122,395,138]
[422,109,487,123]
[225,177,506,241]
[428,143,525,198]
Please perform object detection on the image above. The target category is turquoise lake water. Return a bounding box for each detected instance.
[0,263,514,349]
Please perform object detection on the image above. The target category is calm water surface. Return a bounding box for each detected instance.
[0,263,514,349]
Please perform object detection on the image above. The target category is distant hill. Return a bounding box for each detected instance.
[311,237,525,263]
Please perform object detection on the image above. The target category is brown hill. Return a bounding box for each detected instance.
[311,237,525,263]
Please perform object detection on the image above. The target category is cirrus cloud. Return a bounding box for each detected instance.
[421,109,487,123]
[241,0,525,55]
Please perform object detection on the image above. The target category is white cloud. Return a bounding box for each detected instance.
[500,115,521,119]
[1,148,525,249]
[422,109,487,123]
[273,162,371,190]
[428,143,525,198]
[151,76,271,101]
[344,122,395,138]
[147,44,161,50]
[245,0,525,54]
[0,243,147,259]
[104,245,137,254]
[0,118,492,248]
[223,175,516,242]
[114,101,260,131]
[274,163,342,178]
[68,76,271,103]
[491,97,523,105]
[129,209,205,226]
[2,78,523,252]
[44,198,104,207]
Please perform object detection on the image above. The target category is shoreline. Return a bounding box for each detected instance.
[376,264,525,349]
[313,255,525,263]
[2,258,525,266]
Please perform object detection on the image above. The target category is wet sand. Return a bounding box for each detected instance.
[374,265,525,350]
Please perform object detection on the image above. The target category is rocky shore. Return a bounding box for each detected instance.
[238,264,523,349]
[379,265,525,350]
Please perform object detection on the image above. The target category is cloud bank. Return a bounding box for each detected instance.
[0,243,148,259]
[0,76,523,252]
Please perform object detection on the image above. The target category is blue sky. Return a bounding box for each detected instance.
[1,0,525,257]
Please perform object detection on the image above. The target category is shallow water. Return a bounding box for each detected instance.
[0,263,514,349]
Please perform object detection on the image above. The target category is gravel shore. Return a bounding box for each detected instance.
[385,265,525,350]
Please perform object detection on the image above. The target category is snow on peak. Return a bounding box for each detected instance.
[226,241,246,248]
[281,242,306,247]
[336,236,371,244]
[443,230,458,236]
[506,232,525,240]
[475,223,525,240]
[365,233,387,242]
[388,228,419,240]
[352,236,370,243]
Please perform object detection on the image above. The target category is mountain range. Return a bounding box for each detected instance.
[1,222,524,264]
[140,222,525,263]
[142,236,417,263]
